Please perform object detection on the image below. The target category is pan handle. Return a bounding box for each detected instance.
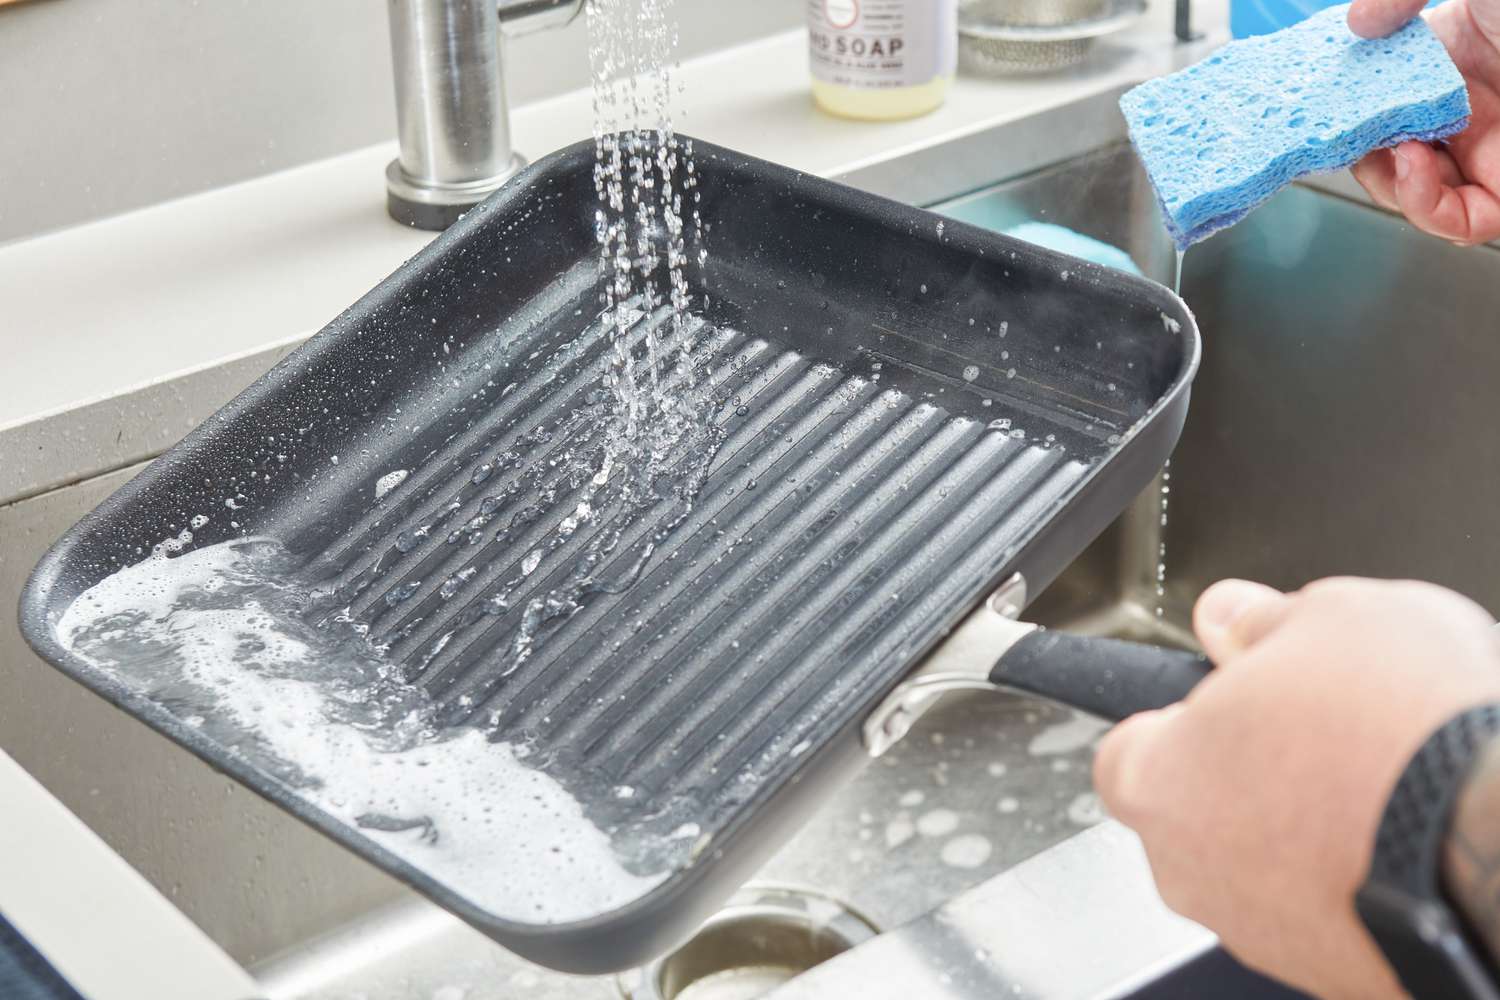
[989,631,1212,723]
[862,575,1215,756]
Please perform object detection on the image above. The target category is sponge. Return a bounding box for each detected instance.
[1002,222,1144,276]
[1120,4,1469,248]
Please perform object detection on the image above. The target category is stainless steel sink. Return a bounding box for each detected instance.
[2,84,1499,999]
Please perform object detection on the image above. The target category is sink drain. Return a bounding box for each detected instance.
[618,885,878,1000]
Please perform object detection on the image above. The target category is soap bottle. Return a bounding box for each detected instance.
[807,0,958,121]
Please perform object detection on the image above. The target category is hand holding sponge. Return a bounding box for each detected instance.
[1121,4,1469,248]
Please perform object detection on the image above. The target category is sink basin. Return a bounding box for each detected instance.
[2,82,1497,999]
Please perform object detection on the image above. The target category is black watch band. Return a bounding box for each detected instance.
[1357,703,1500,1000]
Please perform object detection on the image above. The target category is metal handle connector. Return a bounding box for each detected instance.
[862,574,1033,758]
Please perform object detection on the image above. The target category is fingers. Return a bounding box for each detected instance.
[1093,703,1183,827]
[1355,143,1469,205]
[1376,142,1466,191]
[1426,144,1470,188]
[1193,579,1289,662]
[1098,578,1285,828]
[1392,141,1500,246]
[1098,579,1284,822]
[1347,0,1428,37]
[1352,149,1399,211]
[1353,144,1500,246]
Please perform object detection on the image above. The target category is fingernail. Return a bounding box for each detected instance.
[1395,148,1411,181]
[1197,579,1276,629]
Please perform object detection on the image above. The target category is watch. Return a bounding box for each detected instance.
[1357,703,1500,1000]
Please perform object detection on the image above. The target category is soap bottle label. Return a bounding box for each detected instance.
[807,0,957,89]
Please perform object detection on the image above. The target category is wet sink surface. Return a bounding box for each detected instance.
[256,693,1109,999]
[758,694,1107,929]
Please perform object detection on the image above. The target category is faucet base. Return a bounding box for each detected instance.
[384,156,527,230]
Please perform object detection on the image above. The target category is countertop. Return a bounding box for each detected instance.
[0,2,1221,503]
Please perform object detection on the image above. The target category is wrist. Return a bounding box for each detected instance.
[1443,726,1500,964]
[1358,702,1500,1000]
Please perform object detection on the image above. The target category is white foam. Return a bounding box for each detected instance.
[58,540,667,925]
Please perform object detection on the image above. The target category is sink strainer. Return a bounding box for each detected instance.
[618,886,878,1000]
[959,0,1147,74]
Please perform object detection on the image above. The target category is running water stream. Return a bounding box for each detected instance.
[464,0,725,686]
[588,0,712,471]
[1156,248,1186,619]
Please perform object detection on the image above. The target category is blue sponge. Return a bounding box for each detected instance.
[1120,4,1469,248]
[1002,222,1144,276]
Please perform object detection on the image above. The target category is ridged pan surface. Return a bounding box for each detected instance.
[18,138,1198,972]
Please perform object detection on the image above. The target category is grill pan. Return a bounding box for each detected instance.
[19,137,1201,974]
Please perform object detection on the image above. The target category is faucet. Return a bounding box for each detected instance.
[1175,0,1202,43]
[385,0,585,230]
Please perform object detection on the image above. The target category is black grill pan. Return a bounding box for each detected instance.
[19,137,1200,973]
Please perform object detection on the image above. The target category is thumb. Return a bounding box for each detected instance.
[1193,578,1290,663]
[1347,0,1428,38]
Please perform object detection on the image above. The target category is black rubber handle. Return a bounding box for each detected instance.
[990,630,1212,722]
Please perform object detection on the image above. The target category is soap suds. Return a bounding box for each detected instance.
[58,539,671,925]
